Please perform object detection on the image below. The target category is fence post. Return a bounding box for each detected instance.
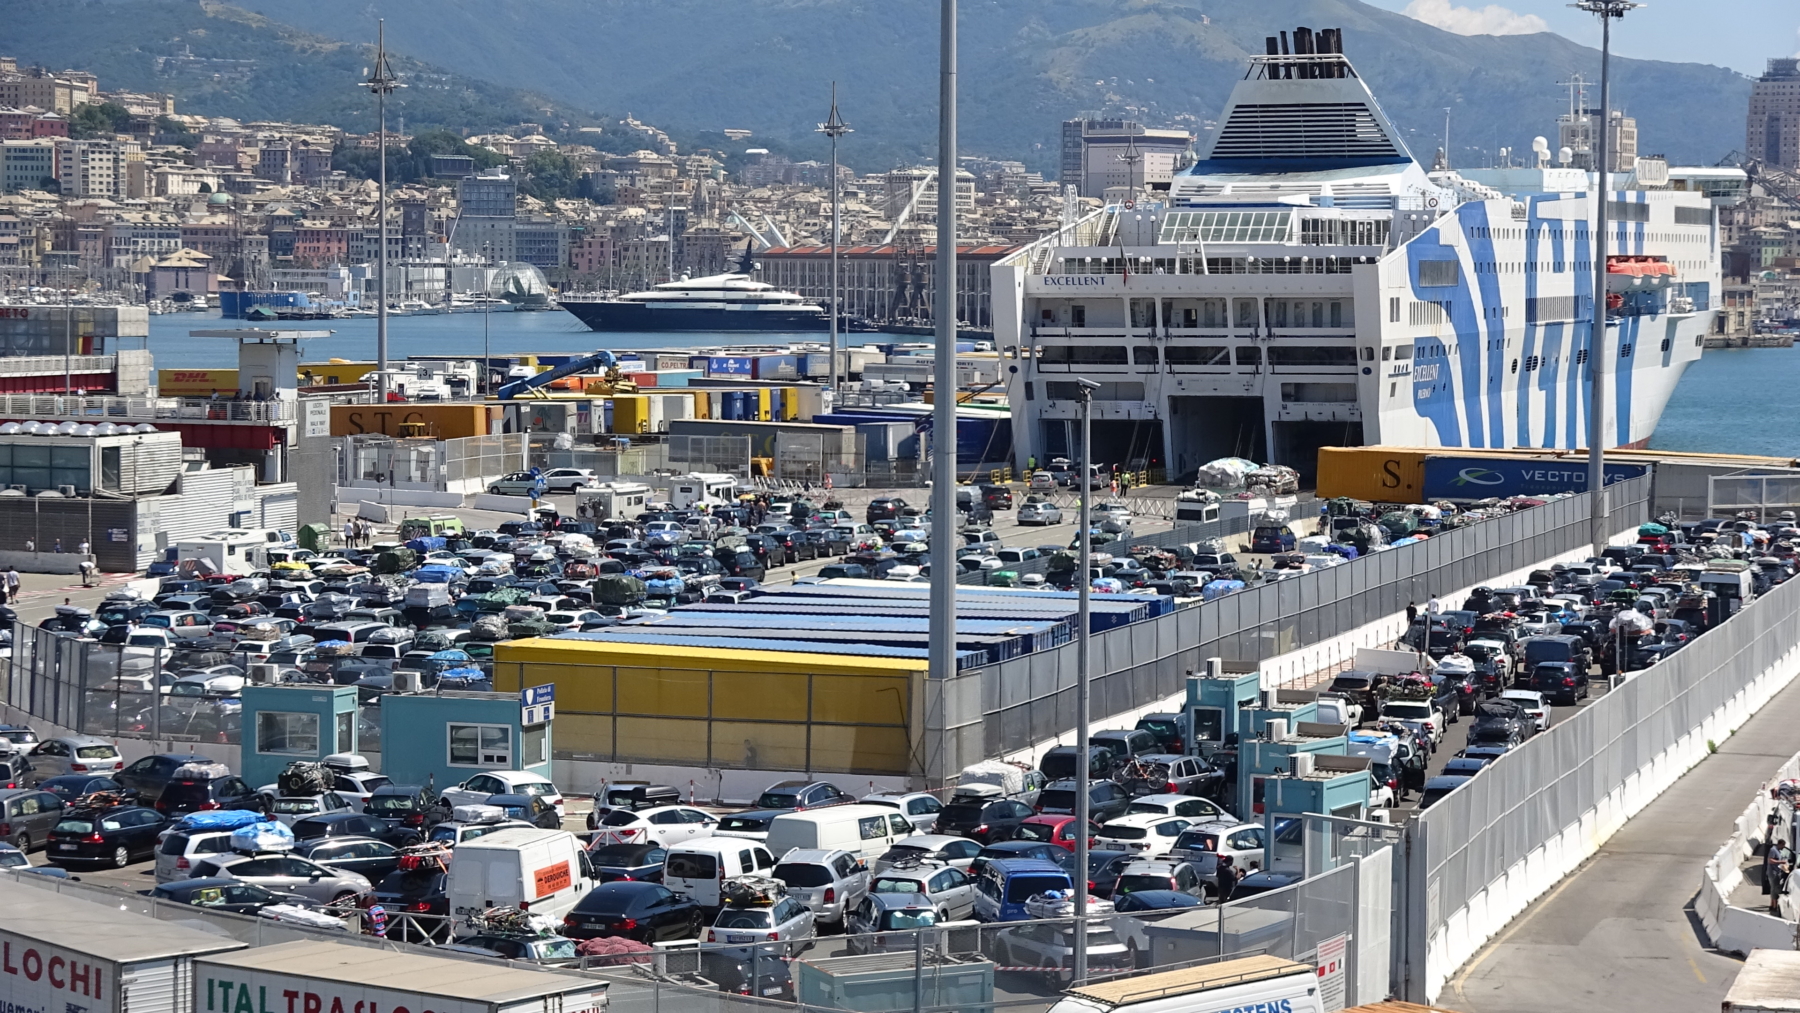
[914,926,925,1013]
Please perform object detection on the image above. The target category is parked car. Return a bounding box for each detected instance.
[991,921,1135,984]
[290,811,407,845]
[869,862,977,922]
[36,775,124,804]
[1124,794,1235,823]
[705,893,816,958]
[154,771,262,816]
[0,788,65,851]
[971,840,1067,875]
[560,881,705,942]
[47,803,168,868]
[1017,502,1063,526]
[772,849,869,928]
[753,780,855,811]
[1168,821,1266,892]
[373,867,451,943]
[189,851,374,905]
[931,797,1036,843]
[27,736,124,783]
[1116,754,1226,800]
[293,836,401,881]
[149,877,311,915]
[1035,779,1132,823]
[860,791,944,833]
[1011,814,1095,852]
[1113,859,1207,898]
[1499,689,1552,732]
[590,805,720,846]
[437,770,565,817]
[155,826,239,883]
[539,468,598,493]
[844,893,941,955]
[585,842,669,883]
[1093,814,1195,854]
[267,792,355,827]
[487,472,547,497]
[874,834,984,872]
[1528,661,1590,705]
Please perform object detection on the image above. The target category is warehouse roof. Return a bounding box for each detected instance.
[197,940,606,1005]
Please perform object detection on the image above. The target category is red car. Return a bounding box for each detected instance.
[1011,814,1097,852]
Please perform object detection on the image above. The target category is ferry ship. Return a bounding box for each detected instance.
[995,27,1720,481]
[560,274,827,332]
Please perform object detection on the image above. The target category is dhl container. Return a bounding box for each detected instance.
[611,394,650,434]
[158,368,239,396]
[330,403,495,438]
[490,637,924,774]
[299,360,376,386]
[1314,446,1431,503]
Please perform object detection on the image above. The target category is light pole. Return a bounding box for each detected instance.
[1574,0,1638,557]
[363,20,401,402]
[817,84,851,398]
[482,241,493,398]
[1072,375,1100,983]
[928,0,958,703]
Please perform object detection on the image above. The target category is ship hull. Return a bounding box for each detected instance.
[560,301,827,332]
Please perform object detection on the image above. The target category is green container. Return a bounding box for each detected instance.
[297,523,331,553]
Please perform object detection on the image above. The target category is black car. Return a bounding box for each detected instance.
[362,784,434,834]
[752,780,855,811]
[866,497,911,523]
[47,804,167,867]
[150,877,307,915]
[1038,745,1115,782]
[586,843,668,883]
[561,881,705,942]
[1465,700,1532,746]
[711,808,793,839]
[291,811,411,845]
[716,549,766,582]
[1528,662,1590,705]
[115,753,218,804]
[931,798,1036,843]
[1230,871,1305,898]
[1035,780,1133,823]
[293,836,401,881]
[1084,849,1137,898]
[154,772,262,816]
[742,535,786,568]
[485,793,561,830]
[374,867,451,942]
[37,775,124,804]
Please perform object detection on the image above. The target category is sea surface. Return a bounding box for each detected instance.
[146,310,1797,459]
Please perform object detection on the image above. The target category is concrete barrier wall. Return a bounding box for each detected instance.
[1696,753,1800,955]
[1416,569,1800,1000]
[0,551,94,575]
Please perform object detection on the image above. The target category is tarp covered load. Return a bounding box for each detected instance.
[277,760,330,797]
[594,574,647,605]
[1195,457,1259,488]
[175,809,266,831]
[230,820,295,853]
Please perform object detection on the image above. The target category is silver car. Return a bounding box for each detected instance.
[861,791,944,833]
[705,894,815,958]
[874,835,982,872]
[1017,501,1063,526]
[189,851,373,905]
[26,736,123,780]
[771,848,868,928]
[993,920,1135,984]
[267,793,354,827]
[869,863,977,922]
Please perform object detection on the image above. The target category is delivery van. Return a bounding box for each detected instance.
[663,838,778,908]
[445,827,597,933]
[1047,955,1321,1013]
[765,804,914,864]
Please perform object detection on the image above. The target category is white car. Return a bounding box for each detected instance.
[1500,689,1552,732]
[589,804,720,846]
[1093,813,1196,854]
[539,468,598,493]
[1123,794,1236,824]
[1094,503,1133,524]
[544,610,605,631]
[1029,472,1057,492]
[1017,501,1063,526]
[267,792,355,828]
[1378,698,1445,745]
[437,770,566,818]
[1302,553,1345,569]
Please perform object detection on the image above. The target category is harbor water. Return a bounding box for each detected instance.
[146,311,1799,459]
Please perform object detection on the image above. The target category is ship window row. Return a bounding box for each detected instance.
[1038,298,1353,330]
[1034,344,1355,368]
[1159,210,1292,243]
[1299,218,1391,246]
[1053,256,1365,275]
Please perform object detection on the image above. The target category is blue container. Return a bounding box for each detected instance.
[1421,456,1650,500]
[724,391,747,420]
[753,355,800,380]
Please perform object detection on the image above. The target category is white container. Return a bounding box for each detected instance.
[193,940,606,1013]
[1,879,246,1013]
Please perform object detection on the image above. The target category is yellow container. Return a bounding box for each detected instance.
[1315,446,1431,503]
[157,368,238,397]
[491,638,923,775]
[691,391,710,420]
[781,387,801,421]
[756,388,772,421]
[611,394,650,434]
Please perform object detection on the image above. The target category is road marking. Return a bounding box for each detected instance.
[1452,853,1602,1005]
[1687,953,1706,984]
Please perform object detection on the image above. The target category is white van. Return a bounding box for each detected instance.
[1047,956,1321,1013]
[445,827,597,933]
[765,804,914,864]
[664,838,777,908]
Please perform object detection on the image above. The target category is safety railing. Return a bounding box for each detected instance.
[0,393,296,423]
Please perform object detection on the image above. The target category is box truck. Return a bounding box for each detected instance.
[446,827,598,933]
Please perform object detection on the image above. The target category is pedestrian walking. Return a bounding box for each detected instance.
[22,539,32,553]
[5,567,18,604]
[76,539,89,557]
[52,538,62,553]
[1770,841,1794,914]
[1405,601,1418,625]
[1426,593,1442,615]
[344,519,355,547]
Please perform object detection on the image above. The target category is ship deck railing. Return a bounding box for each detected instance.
[0,394,297,425]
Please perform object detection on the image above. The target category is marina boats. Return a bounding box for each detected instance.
[994,25,1721,481]
[559,273,827,332]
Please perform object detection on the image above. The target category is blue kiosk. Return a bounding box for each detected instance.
[240,684,360,788]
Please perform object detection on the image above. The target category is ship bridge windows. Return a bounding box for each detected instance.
[1201,256,1361,274]
[1299,217,1391,246]
[1160,209,1293,243]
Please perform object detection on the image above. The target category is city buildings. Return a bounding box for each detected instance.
[1059,118,1195,198]
[1748,58,1800,172]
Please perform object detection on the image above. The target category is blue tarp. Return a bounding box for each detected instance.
[176,809,264,831]
[405,536,448,553]
[413,566,461,583]
[1202,579,1246,600]
[230,821,295,852]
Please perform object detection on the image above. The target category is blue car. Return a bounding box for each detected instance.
[1250,525,1296,554]
[971,858,1072,922]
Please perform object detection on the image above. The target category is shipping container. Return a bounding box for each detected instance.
[608,622,1026,663]
[707,355,755,378]
[677,597,1145,632]
[581,630,988,671]
[329,403,495,439]
[158,368,240,397]
[1421,455,1649,500]
[1314,446,1431,503]
[193,941,606,1013]
[611,395,649,434]
[0,880,247,1013]
[753,355,800,380]
[625,611,1072,653]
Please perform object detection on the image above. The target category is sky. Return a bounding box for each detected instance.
[1357,0,1799,75]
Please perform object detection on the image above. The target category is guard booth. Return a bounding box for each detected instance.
[240,684,359,788]
[379,687,554,791]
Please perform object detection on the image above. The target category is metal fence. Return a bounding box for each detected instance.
[1406,483,1800,1000]
[1709,472,1800,523]
[7,626,248,745]
[932,478,1652,773]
